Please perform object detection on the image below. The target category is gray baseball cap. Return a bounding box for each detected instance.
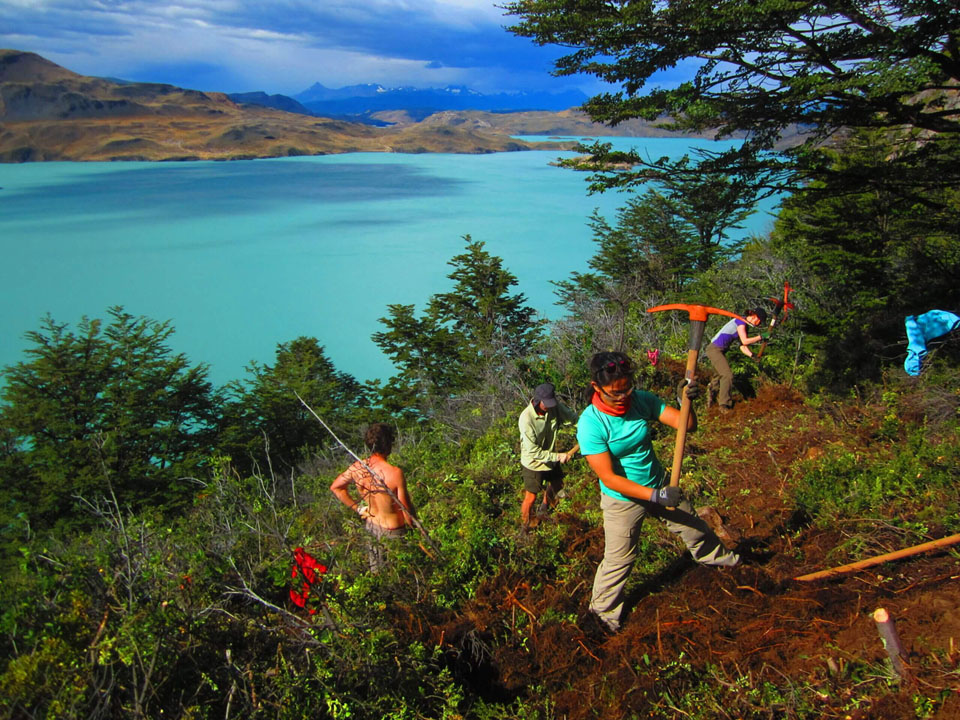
[532,383,558,408]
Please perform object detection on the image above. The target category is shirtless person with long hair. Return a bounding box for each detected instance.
[330,423,414,565]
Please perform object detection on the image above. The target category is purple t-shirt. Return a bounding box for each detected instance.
[710,317,745,351]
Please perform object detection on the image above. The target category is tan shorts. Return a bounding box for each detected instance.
[364,519,407,539]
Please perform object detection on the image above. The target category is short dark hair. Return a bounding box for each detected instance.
[364,423,395,455]
[589,351,636,385]
[746,307,768,324]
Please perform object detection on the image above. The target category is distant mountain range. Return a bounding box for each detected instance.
[0,48,729,163]
[0,49,575,161]
[228,83,588,125]
[226,91,316,117]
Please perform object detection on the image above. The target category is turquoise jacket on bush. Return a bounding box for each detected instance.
[904,310,960,376]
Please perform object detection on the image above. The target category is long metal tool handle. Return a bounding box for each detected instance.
[669,319,706,488]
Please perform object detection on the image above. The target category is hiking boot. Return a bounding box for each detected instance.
[536,504,553,519]
[718,405,733,414]
[696,505,742,546]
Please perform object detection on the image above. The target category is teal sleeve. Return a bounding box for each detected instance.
[576,408,609,456]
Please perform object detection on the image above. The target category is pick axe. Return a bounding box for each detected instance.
[646,303,746,493]
[757,281,795,360]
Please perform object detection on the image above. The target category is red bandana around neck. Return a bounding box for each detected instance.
[592,390,630,416]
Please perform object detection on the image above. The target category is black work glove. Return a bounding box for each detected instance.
[650,485,682,506]
[676,379,700,406]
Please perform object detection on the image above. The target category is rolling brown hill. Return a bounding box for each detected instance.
[375,107,718,139]
[0,50,572,162]
[370,106,808,150]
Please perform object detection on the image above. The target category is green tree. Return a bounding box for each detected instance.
[372,304,465,405]
[554,196,695,353]
[577,195,697,292]
[0,307,218,528]
[428,238,544,364]
[506,0,960,192]
[373,237,545,419]
[562,170,753,295]
[769,129,960,385]
[553,171,753,352]
[220,336,371,474]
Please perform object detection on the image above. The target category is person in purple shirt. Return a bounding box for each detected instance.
[705,307,767,412]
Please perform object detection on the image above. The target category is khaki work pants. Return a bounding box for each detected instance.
[705,343,734,409]
[365,520,406,572]
[589,493,740,631]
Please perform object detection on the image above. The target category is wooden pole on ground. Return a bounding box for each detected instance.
[794,533,960,582]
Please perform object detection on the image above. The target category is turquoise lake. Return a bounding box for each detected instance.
[0,138,781,386]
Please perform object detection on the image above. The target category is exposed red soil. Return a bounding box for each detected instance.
[398,383,960,718]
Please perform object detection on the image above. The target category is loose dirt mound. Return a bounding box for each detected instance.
[399,384,960,718]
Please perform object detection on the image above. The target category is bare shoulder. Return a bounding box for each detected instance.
[380,460,405,486]
[346,459,369,478]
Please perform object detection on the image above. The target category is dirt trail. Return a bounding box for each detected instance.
[401,385,960,718]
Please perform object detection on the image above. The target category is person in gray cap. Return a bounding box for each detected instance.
[518,383,579,532]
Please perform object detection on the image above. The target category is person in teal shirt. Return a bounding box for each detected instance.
[577,351,740,633]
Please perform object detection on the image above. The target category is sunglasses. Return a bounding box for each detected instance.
[599,383,634,400]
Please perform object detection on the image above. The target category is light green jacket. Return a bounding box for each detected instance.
[519,401,578,471]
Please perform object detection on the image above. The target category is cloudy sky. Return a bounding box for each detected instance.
[0,0,620,96]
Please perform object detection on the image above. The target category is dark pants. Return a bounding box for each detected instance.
[522,465,564,496]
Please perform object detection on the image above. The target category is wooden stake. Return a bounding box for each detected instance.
[873,608,909,681]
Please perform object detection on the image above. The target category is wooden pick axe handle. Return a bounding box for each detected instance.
[647,303,747,493]
[670,319,705,487]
